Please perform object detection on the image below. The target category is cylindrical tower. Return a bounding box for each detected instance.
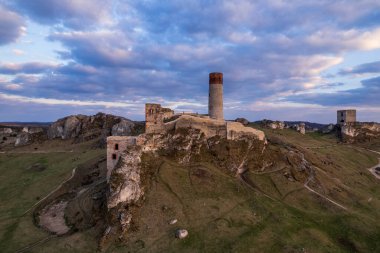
[208,72,224,120]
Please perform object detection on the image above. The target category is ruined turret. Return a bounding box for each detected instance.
[337,110,356,125]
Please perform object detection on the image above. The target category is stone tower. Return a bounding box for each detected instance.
[337,109,356,125]
[208,72,224,120]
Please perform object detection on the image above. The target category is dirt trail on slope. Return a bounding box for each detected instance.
[365,149,380,180]
[368,158,380,180]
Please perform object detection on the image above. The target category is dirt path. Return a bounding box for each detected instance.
[23,168,77,215]
[304,178,347,210]
[365,149,380,180]
[39,201,70,235]
[368,158,380,180]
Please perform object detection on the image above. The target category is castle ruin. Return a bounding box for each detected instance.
[337,110,356,125]
[145,103,174,134]
[106,72,265,181]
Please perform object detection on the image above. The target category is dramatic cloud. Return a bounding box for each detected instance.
[286,76,380,107]
[339,61,380,75]
[1,0,380,122]
[8,0,113,29]
[0,62,58,74]
[0,5,25,45]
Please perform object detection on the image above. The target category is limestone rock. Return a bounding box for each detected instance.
[261,119,285,130]
[0,128,13,134]
[175,229,188,239]
[111,119,135,136]
[15,133,30,146]
[298,123,306,135]
[169,219,178,225]
[340,122,380,143]
[107,146,143,209]
[47,113,136,141]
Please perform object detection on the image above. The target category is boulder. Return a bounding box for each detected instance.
[169,219,178,225]
[175,229,188,239]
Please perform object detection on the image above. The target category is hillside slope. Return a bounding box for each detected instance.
[0,126,379,252]
[102,128,380,253]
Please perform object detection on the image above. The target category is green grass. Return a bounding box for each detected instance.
[0,140,105,253]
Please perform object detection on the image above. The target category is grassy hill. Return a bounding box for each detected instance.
[0,128,379,252]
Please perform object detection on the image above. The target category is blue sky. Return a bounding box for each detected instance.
[0,0,379,123]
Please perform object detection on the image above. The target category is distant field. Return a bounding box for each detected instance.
[0,130,380,253]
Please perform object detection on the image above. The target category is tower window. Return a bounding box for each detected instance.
[112,154,117,160]
[115,143,119,150]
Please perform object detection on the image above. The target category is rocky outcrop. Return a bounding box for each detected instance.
[111,119,135,136]
[260,119,285,130]
[340,122,380,143]
[15,133,30,146]
[298,123,306,135]
[108,146,143,209]
[15,127,46,146]
[0,128,13,134]
[47,113,138,142]
[104,117,267,242]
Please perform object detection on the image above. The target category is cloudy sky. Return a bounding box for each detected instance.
[0,0,379,123]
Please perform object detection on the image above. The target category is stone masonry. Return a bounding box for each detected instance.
[145,103,174,134]
[337,110,356,125]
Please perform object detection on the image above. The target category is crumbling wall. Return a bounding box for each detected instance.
[337,110,356,125]
[171,115,227,138]
[226,122,266,141]
[145,104,174,134]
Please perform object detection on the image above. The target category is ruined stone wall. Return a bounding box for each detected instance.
[171,115,227,138]
[337,110,356,125]
[226,122,266,141]
[106,136,137,181]
[145,103,174,134]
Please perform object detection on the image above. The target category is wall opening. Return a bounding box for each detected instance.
[115,143,119,150]
[112,154,117,160]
